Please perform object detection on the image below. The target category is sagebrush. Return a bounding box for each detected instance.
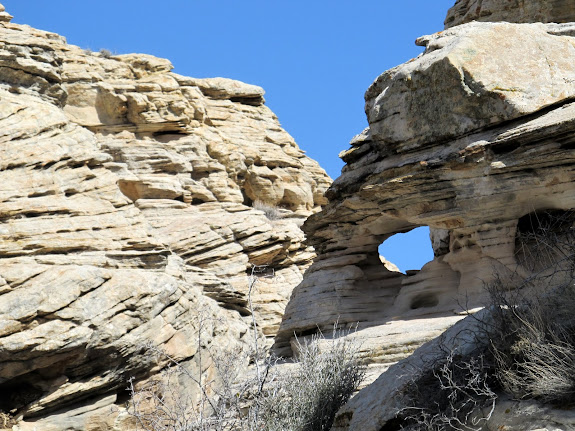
[488,210,575,405]
[253,201,284,221]
[259,329,366,431]
[128,265,365,431]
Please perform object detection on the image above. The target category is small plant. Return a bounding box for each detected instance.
[259,328,366,431]
[487,281,575,405]
[486,209,575,405]
[128,327,365,431]
[99,48,114,58]
[253,200,284,221]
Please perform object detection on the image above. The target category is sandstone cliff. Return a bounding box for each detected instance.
[0,4,330,429]
[274,2,575,431]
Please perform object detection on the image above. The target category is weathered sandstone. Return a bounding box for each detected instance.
[445,0,575,28]
[278,21,575,355]
[276,20,575,429]
[333,310,575,431]
[0,4,330,428]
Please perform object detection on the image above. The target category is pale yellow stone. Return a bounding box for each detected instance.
[0,14,330,429]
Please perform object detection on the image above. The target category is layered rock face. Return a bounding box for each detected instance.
[445,0,575,28]
[0,6,330,429]
[276,18,575,430]
[277,19,575,356]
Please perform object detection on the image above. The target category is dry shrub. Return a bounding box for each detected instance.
[128,328,365,431]
[99,48,114,58]
[260,329,366,431]
[128,267,365,431]
[487,280,575,405]
[486,209,575,405]
[399,209,575,429]
[253,201,284,221]
[514,209,575,275]
[400,349,497,431]
[128,335,259,431]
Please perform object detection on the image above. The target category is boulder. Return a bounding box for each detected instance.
[366,22,575,153]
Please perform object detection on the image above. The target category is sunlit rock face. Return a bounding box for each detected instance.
[445,0,575,28]
[275,20,575,399]
[316,5,575,429]
[0,4,331,429]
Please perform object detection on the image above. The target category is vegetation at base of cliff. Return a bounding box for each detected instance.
[128,266,365,431]
[488,282,575,405]
[399,349,498,431]
[490,210,575,405]
[398,210,575,431]
[260,331,365,431]
[128,329,364,431]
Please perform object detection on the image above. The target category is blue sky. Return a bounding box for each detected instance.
[3,1,455,272]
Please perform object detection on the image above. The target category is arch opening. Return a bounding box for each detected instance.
[378,226,434,274]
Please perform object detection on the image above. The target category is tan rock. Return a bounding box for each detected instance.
[275,22,575,401]
[379,255,399,273]
[365,22,575,153]
[0,9,330,428]
[174,75,266,104]
[332,310,489,431]
[0,3,11,23]
[445,0,575,28]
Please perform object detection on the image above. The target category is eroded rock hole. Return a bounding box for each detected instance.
[0,378,43,414]
[515,209,575,272]
[378,226,434,274]
[410,292,439,310]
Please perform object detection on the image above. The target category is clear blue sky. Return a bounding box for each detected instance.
[4,1,455,272]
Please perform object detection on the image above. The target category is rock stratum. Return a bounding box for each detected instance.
[274,2,575,431]
[0,4,330,429]
[445,0,575,28]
